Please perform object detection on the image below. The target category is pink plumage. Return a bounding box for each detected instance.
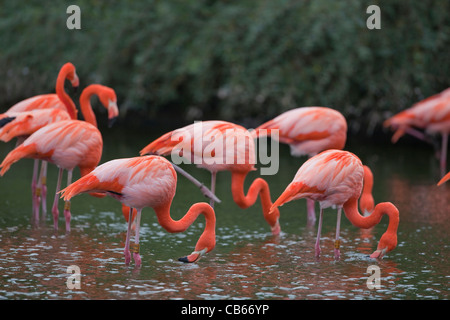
[256,106,347,157]
[271,149,399,259]
[60,155,216,266]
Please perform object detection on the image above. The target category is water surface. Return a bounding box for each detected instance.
[0,129,448,300]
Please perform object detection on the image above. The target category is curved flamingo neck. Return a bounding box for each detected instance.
[79,85,102,127]
[231,171,280,229]
[360,165,375,213]
[154,201,216,252]
[55,66,77,120]
[343,197,399,251]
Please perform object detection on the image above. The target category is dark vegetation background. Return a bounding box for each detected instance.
[0,0,448,139]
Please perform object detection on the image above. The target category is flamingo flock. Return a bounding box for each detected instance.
[0,62,447,267]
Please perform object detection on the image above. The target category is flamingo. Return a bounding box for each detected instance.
[59,155,216,266]
[384,88,450,177]
[0,84,119,231]
[270,149,399,260]
[140,120,281,235]
[0,62,79,214]
[254,106,375,222]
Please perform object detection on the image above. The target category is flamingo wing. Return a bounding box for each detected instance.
[61,156,177,209]
[256,107,347,156]
[3,94,68,114]
[141,120,256,172]
[0,109,71,142]
[271,150,364,212]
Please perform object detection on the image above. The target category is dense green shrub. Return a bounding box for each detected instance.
[0,0,448,134]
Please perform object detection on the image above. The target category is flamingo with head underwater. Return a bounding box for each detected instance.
[270,149,399,260]
[140,120,281,235]
[0,84,119,231]
[59,155,217,266]
[384,87,450,178]
[0,62,79,215]
[254,106,375,223]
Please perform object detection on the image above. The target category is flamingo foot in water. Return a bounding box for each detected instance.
[133,253,141,267]
[124,249,131,265]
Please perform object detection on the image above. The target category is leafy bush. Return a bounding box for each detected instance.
[0,0,448,135]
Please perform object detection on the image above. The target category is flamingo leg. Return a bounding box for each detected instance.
[306,199,316,226]
[171,163,220,203]
[32,159,40,221]
[124,207,133,265]
[440,133,448,178]
[51,168,64,230]
[315,207,323,258]
[334,208,342,260]
[63,169,73,232]
[39,161,48,217]
[132,209,142,267]
[210,171,217,208]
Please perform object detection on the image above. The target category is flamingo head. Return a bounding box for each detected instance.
[97,86,119,127]
[370,232,397,259]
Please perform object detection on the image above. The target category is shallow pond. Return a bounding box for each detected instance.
[0,127,448,300]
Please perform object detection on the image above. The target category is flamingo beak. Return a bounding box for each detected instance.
[108,116,118,128]
[178,248,207,263]
[370,247,387,259]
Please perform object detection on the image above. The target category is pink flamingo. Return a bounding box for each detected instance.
[384,88,450,177]
[255,106,374,222]
[0,62,79,214]
[140,120,281,235]
[270,149,399,260]
[0,85,119,230]
[59,156,216,266]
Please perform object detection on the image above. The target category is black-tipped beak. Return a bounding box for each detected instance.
[0,116,15,128]
[108,116,118,128]
[72,85,79,94]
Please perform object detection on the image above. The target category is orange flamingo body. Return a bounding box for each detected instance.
[384,88,450,177]
[270,149,399,259]
[140,120,281,235]
[60,156,216,266]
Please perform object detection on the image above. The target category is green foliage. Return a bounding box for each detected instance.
[0,0,448,134]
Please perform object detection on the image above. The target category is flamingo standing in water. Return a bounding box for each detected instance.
[254,106,375,223]
[384,88,450,178]
[0,84,119,231]
[140,120,281,235]
[60,156,216,266]
[0,62,79,214]
[270,149,399,260]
